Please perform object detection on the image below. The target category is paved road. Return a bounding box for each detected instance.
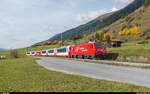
[36,57,150,88]
[70,58,150,66]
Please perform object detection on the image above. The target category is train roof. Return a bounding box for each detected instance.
[71,42,105,46]
[57,46,71,49]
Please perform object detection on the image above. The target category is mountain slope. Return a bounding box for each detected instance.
[47,0,145,42]
[96,12,115,21]
[95,1,150,42]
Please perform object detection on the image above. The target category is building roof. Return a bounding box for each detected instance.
[110,39,122,42]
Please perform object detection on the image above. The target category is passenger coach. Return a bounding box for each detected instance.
[41,50,48,56]
[47,48,56,56]
[26,52,31,56]
[55,46,71,57]
[31,51,36,56]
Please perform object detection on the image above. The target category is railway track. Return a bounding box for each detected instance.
[63,57,150,67]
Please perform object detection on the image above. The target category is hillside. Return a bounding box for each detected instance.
[96,12,115,21]
[91,0,150,42]
[46,0,145,42]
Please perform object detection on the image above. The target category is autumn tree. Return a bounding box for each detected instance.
[63,40,69,46]
[58,41,62,46]
[118,26,141,36]
[40,41,51,46]
[41,42,47,46]
[46,41,52,45]
[104,33,114,48]
[95,30,104,42]
[10,50,18,58]
[52,40,58,45]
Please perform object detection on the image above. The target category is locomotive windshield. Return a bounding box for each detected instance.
[27,52,30,54]
[42,51,46,54]
[95,44,105,48]
[48,50,54,53]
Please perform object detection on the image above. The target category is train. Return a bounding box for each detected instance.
[26,42,106,59]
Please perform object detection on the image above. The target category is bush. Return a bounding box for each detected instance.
[144,35,150,40]
[10,50,18,58]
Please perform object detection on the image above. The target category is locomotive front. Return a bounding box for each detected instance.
[94,43,106,59]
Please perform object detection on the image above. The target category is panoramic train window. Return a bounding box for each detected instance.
[57,48,67,53]
[32,52,35,54]
[48,50,54,53]
[42,51,46,54]
[95,44,105,48]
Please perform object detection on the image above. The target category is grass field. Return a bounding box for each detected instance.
[106,41,150,63]
[107,42,150,57]
[0,57,150,92]
[1,39,150,63]
[0,45,58,56]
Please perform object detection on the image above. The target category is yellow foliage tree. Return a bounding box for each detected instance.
[118,26,141,36]
[103,33,114,41]
[97,30,103,36]
[118,32,122,36]
[103,33,114,48]
[95,30,104,41]
[47,41,52,45]
[52,40,58,45]
[58,41,62,46]
[41,41,52,46]
[41,41,47,46]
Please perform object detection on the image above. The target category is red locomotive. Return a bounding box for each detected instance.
[70,43,106,59]
[26,42,106,59]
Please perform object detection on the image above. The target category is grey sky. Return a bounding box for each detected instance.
[0,0,133,49]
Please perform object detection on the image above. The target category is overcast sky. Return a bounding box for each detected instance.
[0,0,133,49]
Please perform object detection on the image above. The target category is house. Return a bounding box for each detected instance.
[110,39,123,47]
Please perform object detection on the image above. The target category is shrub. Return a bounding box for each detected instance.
[144,35,150,40]
[10,50,18,58]
[125,15,131,22]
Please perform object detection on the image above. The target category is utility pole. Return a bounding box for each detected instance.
[26,46,28,53]
[61,32,63,47]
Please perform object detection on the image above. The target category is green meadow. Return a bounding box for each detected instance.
[0,57,150,92]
